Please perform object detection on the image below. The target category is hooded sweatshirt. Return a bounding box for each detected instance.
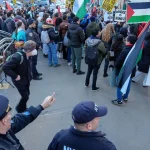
[86,36,106,65]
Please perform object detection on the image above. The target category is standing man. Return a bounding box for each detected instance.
[26,18,42,80]
[0,94,55,149]
[67,16,85,75]
[48,101,117,150]
[3,41,38,113]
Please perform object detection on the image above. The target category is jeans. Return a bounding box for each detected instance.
[67,47,71,63]
[71,47,82,73]
[31,55,38,77]
[85,64,100,88]
[43,43,48,55]
[47,42,58,66]
[15,84,30,112]
[117,78,131,101]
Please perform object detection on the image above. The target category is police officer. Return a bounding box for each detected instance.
[0,93,55,150]
[3,41,37,113]
[26,18,42,80]
[48,101,117,150]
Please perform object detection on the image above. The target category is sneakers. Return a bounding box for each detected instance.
[112,99,123,105]
[123,98,128,103]
[77,71,85,75]
[33,76,42,80]
[54,64,61,67]
[68,62,72,66]
[73,69,77,73]
[92,87,100,91]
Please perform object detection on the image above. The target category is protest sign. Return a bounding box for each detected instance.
[115,10,126,22]
[104,11,113,21]
[102,0,118,12]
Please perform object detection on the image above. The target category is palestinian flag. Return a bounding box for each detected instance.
[117,22,150,94]
[73,0,90,19]
[127,2,150,24]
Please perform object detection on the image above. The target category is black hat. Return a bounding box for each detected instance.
[0,95,11,120]
[72,101,107,124]
[28,18,35,26]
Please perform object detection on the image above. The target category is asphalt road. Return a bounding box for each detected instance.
[0,51,150,150]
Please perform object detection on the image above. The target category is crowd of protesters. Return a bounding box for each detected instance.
[0,4,150,150]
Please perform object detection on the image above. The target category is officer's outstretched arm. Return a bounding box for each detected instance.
[11,94,55,134]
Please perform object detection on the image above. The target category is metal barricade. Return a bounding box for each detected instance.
[0,37,15,87]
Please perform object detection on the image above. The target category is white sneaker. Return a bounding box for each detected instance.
[68,62,72,66]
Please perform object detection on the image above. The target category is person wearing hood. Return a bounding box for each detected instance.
[86,16,100,38]
[42,18,60,67]
[132,32,150,87]
[85,29,106,91]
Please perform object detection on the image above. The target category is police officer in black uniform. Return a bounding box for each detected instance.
[0,93,55,150]
[26,18,42,80]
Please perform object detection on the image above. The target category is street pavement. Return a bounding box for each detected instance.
[0,51,150,150]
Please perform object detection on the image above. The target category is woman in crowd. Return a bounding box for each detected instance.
[101,23,115,77]
[12,20,26,42]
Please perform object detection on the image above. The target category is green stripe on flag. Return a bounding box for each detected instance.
[128,15,150,23]
[76,0,89,19]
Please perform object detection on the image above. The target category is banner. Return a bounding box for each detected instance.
[102,0,118,12]
[115,10,126,22]
[12,0,16,5]
[104,11,113,21]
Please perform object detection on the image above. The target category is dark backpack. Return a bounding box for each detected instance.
[85,42,101,66]
[2,18,11,32]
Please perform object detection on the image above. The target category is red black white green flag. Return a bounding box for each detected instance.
[117,22,150,94]
[127,2,150,24]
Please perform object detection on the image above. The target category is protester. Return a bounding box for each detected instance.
[0,94,55,149]
[3,41,37,113]
[67,16,85,75]
[132,32,150,87]
[85,29,106,91]
[112,34,137,105]
[12,20,26,42]
[86,16,100,38]
[42,18,60,67]
[101,23,115,77]
[48,101,117,150]
[26,18,42,80]
[3,11,16,34]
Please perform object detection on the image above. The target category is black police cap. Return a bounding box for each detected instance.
[0,95,11,120]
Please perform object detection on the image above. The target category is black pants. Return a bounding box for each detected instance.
[85,64,100,88]
[15,84,30,113]
[32,55,38,77]
[62,44,67,60]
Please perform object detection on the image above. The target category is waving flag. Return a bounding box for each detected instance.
[127,2,150,24]
[5,1,13,11]
[117,22,150,94]
[73,0,90,19]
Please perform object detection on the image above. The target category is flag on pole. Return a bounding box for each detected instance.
[73,0,90,19]
[117,22,150,94]
[127,2,150,24]
[5,1,13,11]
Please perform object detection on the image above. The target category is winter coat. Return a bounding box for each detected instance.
[15,15,28,30]
[115,44,136,77]
[59,20,69,40]
[42,24,59,43]
[85,36,106,65]
[138,41,150,73]
[12,28,27,42]
[86,22,100,38]
[67,22,85,48]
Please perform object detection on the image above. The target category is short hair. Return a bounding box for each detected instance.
[7,11,12,17]
[91,29,99,37]
[126,34,137,44]
[54,13,59,17]
[63,14,67,20]
[73,16,79,23]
